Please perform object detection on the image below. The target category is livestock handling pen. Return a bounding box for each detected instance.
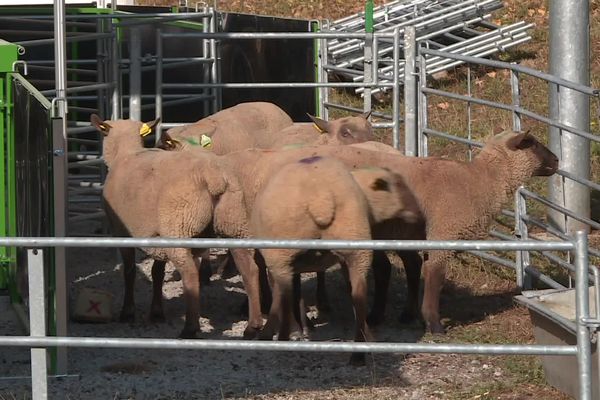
[1,0,600,398]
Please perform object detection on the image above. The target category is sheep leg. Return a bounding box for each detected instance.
[343,258,372,367]
[398,250,422,324]
[150,260,166,322]
[291,273,312,338]
[315,271,330,313]
[367,250,392,326]
[199,249,212,287]
[421,250,449,334]
[230,248,264,339]
[171,249,201,339]
[119,247,137,323]
[260,271,292,341]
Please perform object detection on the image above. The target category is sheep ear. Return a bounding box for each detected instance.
[506,132,535,150]
[370,178,390,192]
[91,114,111,134]
[156,131,179,150]
[361,110,372,120]
[307,114,329,133]
[146,117,161,130]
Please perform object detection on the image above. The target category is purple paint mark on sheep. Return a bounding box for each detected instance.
[298,156,322,164]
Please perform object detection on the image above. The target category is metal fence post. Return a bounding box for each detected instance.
[392,27,400,150]
[548,0,591,234]
[28,248,48,400]
[404,25,418,157]
[510,69,521,132]
[363,0,374,117]
[514,186,531,290]
[575,230,592,400]
[52,0,68,375]
[418,53,428,157]
[155,29,163,140]
[128,27,142,120]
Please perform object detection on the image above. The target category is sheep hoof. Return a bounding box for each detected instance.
[178,328,199,339]
[349,353,367,367]
[243,326,260,340]
[366,312,385,327]
[428,321,445,335]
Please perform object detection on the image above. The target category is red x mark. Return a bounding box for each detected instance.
[86,300,102,314]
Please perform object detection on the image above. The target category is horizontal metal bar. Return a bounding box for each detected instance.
[525,264,568,290]
[422,127,483,147]
[420,47,600,96]
[557,169,600,192]
[0,336,577,356]
[163,82,395,89]
[421,87,600,142]
[322,102,393,120]
[162,32,396,40]
[0,237,575,251]
[468,250,516,269]
[519,188,600,231]
[15,32,113,47]
[0,12,211,20]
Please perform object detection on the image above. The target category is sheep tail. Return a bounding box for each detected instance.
[307,190,336,227]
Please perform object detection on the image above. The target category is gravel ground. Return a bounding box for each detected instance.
[1,245,460,399]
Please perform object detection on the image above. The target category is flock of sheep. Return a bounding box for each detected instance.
[91,101,559,365]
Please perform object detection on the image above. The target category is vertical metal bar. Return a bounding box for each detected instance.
[111,18,121,119]
[466,65,472,161]
[209,8,220,112]
[52,118,68,374]
[595,266,600,394]
[96,18,106,119]
[52,0,68,375]
[575,230,592,400]
[363,1,374,118]
[403,25,417,156]
[28,249,48,400]
[548,0,591,233]
[128,27,142,120]
[510,69,521,132]
[514,187,532,290]
[363,32,373,116]
[202,7,211,117]
[418,54,428,157]
[392,27,400,150]
[320,20,330,121]
[155,29,163,142]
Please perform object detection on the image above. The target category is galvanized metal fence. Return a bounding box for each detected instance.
[401,28,600,294]
[0,234,595,400]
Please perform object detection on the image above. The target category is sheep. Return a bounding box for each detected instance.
[160,104,374,154]
[165,101,294,154]
[251,156,422,365]
[91,114,264,339]
[216,130,558,333]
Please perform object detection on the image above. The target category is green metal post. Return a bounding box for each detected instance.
[365,0,374,34]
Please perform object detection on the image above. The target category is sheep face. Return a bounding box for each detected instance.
[91,114,160,166]
[487,130,559,177]
[351,167,423,225]
[308,112,375,145]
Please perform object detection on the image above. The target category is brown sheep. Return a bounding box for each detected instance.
[92,114,263,339]
[217,130,558,333]
[251,156,421,365]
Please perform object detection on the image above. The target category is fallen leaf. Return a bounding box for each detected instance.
[486,71,497,78]
[437,102,450,110]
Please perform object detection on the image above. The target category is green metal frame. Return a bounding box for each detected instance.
[0,39,18,292]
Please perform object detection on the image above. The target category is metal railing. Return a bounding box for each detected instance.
[402,31,600,295]
[0,233,595,400]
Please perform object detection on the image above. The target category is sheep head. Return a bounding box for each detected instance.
[91,114,160,167]
[157,130,213,152]
[307,112,375,145]
[483,130,559,177]
[351,167,423,225]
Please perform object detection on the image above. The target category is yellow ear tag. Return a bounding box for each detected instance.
[313,123,325,134]
[200,134,212,148]
[139,123,152,137]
